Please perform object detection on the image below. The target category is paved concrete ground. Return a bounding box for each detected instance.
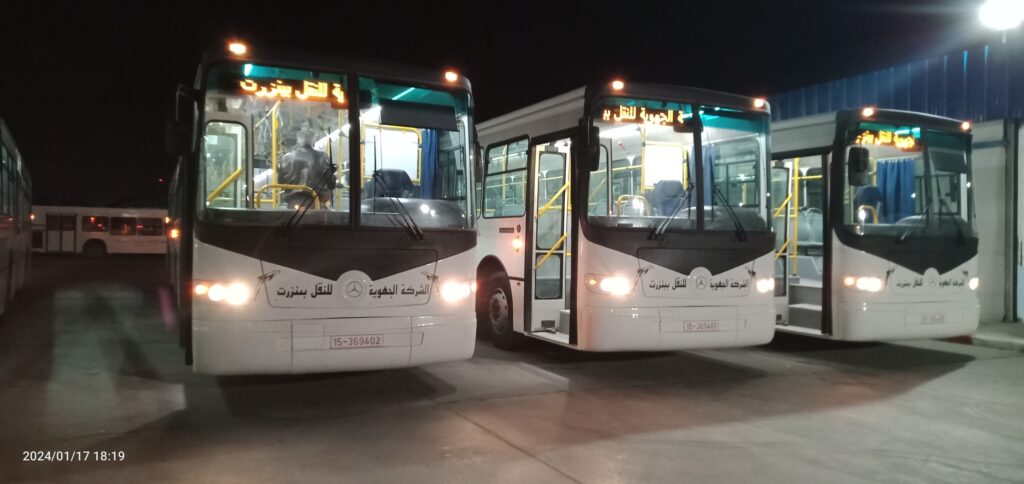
[1,256,1023,483]
[972,321,1024,353]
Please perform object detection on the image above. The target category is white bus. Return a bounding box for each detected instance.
[31,206,167,257]
[167,43,478,375]
[0,117,32,316]
[474,81,776,351]
[770,108,980,340]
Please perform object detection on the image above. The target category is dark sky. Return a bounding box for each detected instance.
[0,0,995,207]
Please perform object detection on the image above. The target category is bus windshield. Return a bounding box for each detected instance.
[586,97,768,233]
[842,122,975,240]
[199,63,472,230]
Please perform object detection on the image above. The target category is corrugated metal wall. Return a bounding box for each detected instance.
[770,36,1024,123]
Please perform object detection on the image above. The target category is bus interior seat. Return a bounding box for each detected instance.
[365,169,414,198]
[650,180,685,216]
[854,185,883,222]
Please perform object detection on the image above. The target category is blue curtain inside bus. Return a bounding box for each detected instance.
[876,158,916,223]
[701,144,716,206]
[419,129,438,198]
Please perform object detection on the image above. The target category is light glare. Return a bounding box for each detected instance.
[968,277,980,290]
[599,276,631,296]
[979,0,1024,31]
[755,278,775,294]
[440,281,472,303]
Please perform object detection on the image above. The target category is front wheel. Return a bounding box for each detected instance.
[479,272,524,350]
[83,240,106,259]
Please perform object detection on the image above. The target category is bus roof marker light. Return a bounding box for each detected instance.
[611,79,625,91]
[227,41,248,56]
[753,98,767,109]
[444,70,459,83]
[862,107,875,118]
[961,121,971,131]
[979,0,1024,31]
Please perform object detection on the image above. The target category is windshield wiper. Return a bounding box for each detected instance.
[897,207,929,244]
[650,183,694,240]
[712,185,748,241]
[368,172,424,241]
[280,161,337,236]
[937,197,967,244]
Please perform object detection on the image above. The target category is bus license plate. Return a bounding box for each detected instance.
[330,335,384,349]
[684,320,720,332]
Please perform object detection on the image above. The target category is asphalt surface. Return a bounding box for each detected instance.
[1,256,1022,483]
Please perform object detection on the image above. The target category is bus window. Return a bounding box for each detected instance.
[110,217,137,236]
[202,122,247,209]
[138,218,164,236]
[82,216,109,232]
[483,139,528,218]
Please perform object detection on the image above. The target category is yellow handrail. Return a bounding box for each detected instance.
[254,184,321,209]
[206,168,243,203]
[537,181,569,218]
[857,204,879,224]
[535,233,567,270]
[774,239,790,259]
[772,192,792,218]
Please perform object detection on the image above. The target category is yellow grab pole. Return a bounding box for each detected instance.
[271,104,279,208]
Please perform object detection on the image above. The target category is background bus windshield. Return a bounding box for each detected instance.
[587,98,768,233]
[842,122,975,240]
[199,63,472,230]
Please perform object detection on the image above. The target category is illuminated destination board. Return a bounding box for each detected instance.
[600,105,686,127]
[854,129,918,151]
[239,79,347,106]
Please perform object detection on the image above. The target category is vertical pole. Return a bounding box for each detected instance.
[271,105,279,207]
[791,157,800,276]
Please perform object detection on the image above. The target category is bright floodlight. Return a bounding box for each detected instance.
[979,0,1024,31]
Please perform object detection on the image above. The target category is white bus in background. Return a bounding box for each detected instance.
[475,81,776,351]
[770,108,980,340]
[0,117,33,316]
[31,206,167,257]
[166,42,477,375]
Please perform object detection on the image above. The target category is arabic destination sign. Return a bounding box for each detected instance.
[854,129,918,151]
[600,105,686,127]
[239,79,348,106]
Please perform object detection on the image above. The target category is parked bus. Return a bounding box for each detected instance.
[0,117,32,316]
[31,206,167,257]
[474,81,776,351]
[167,42,477,374]
[770,108,979,340]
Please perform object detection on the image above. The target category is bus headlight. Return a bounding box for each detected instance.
[585,274,631,297]
[194,280,251,305]
[440,280,473,303]
[968,277,979,290]
[755,277,775,294]
[843,275,883,292]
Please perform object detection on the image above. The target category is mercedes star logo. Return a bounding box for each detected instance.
[696,276,708,290]
[345,281,364,298]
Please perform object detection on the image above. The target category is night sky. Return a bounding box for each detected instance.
[0,0,996,207]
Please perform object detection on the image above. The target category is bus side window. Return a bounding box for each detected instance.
[482,139,528,218]
[138,218,164,236]
[110,217,137,236]
[82,216,109,232]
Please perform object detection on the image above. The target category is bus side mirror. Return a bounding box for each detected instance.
[587,126,601,171]
[474,141,483,183]
[848,147,871,186]
[166,84,197,157]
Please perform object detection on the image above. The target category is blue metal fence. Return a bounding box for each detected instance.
[770,35,1024,123]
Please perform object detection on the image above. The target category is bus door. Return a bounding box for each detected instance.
[770,165,790,321]
[530,139,572,335]
[45,213,76,253]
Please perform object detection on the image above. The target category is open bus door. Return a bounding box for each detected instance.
[529,138,572,341]
[771,165,790,324]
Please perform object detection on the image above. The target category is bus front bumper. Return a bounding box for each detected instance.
[191,313,476,375]
[576,303,775,351]
[833,300,980,341]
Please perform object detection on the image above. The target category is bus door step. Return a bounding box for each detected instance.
[539,320,557,333]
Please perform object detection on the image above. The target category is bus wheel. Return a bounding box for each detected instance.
[482,272,524,350]
[83,240,106,259]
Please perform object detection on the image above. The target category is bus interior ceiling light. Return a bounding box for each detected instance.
[227,41,248,56]
[611,79,625,91]
[979,0,1024,31]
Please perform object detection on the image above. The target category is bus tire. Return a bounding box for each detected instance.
[83,240,106,259]
[480,271,524,350]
